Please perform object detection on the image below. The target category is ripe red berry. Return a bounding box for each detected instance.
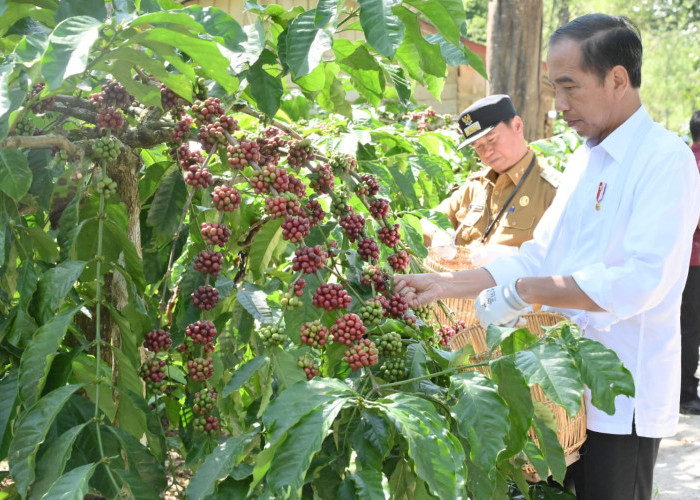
[388,250,410,271]
[144,329,172,352]
[187,356,214,381]
[191,285,220,310]
[200,222,231,247]
[331,313,367,346]
[357,237,380,263]
[184,165,214,189]
[344,338,379,370]
[377,224,401,248]
[281,216,310,243]
[186,320,218,344]
[292,245,328,274]
[369,199,390,220]
[305,199,326,227]
[300,320,328,348]
[382,293,409,319]
[310,164,335,194]
[210,185,242,212]
[312,283,352,311]
[340,212,366,242]
[297,355,320,380]
[193,250,223,276]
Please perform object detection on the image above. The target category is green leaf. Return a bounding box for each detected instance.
[357,0,404,58]
[352,411,391,471]
[8,384,83,497]
[0,370,19,459]
[106,426,167,494]
[386,162,419,206]
[399,214,428,259]
[18,305,82,407]
[36,260,87,324]
[333,39,385,106]
[351,469,385,500]
[571,338,635,415]
[0,147,31,201]
[104,219,146,292]
[515,343,584,416]
[315,0,339,27]
[41,462,97,500]
[29,423,88,500]
[378,393,466,499]
[490,356,533,460]
[55,0,107,22]
[531,408,566,484]
[221,356,270,398]
[403,0,464,46]
[424,32,470,66]
[186,432,258,500]
[449,371,509,471]
[394,6,445,78]
[382,63,411,106]
[237,283,274,324]
[112,468,161,500]
[388,459,418,499]
[248,218,283,282]
[145,169,188,239]
[231,20,266,73]
[286,10,334,79]
[19,226,58,262]
[267,397,349,491]
[41,16,102,91]
[248,50,283,117]
[270,348,308,391]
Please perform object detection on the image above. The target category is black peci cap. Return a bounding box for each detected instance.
[457,94,517,149]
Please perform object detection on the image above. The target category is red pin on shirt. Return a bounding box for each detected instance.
[595,182,607,211]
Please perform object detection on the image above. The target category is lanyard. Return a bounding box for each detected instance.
[480,154,538,243]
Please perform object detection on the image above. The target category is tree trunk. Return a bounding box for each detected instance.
[486,0,544,141]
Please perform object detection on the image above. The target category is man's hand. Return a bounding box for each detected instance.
[395,274,444,308]
[474,280,529,327]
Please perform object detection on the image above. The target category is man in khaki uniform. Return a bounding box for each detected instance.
[423,94,560,264]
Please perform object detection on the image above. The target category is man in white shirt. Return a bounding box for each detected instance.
[396,14,700,499]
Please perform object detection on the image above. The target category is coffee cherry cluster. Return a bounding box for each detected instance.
[412,305,432,322]
[280,291,300,308]
[410,108,437,132]
[96,107,125,131]
[100,81,133,109]
[329,153,356,174]
[300,320,328,348]
[313,283,352,311]
[298,355,320,380]
[381,294,409,319]
[194,250,223,276]
[344,338,378,371]
[144,329,173,352]
[186,320,218,344]
[330,189,351,216]
[211,185,242,211]
[227,140,260,169]
[14,114,34,136]
[287,175,307,199]
[173,117,193,143]
[388,250,410,271]
[175,144,205,169]
[358,300,384,327]
[281,216,310,243]
[360,265,389,292]
[377,331,403,357]
[292,245,328,274]
[369,199,390,219]
[192,389,218,415]
[357,237,380,263]
[193,415,220,436]
[310,164,334,194]
[92,136,120,162]
[96,176,118,196]
[287,139,315,167]
[250,166,289,194]
[26,83,55,113]
[187,357,214,381]
[257,135,285,166]
[265,195,301,219]
[305,199,326,226]
[436,325,458,346]
[191,285,220,310]
[339,212,366,242]
[159,83,183,112]
[361,174,381,196]
[191,97,226,124]
[260,325,288,348]
[198,116,238,150]
[378,225,401,248]
[331,313,367,346]
[140,359,167,392]
[200,223,231,247]
[184,165,214,188]
[379,358,407,381]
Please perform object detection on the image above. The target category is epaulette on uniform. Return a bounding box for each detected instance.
[539,164,562,188]
[467,167,489,180]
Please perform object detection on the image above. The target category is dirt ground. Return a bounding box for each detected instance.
[652,413,700,499]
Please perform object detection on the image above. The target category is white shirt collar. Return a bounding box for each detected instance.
[585,105,650,165]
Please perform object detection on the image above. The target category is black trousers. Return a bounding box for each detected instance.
[564,426,661,500]
[681,266,700,402]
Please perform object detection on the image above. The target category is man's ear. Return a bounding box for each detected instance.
[610,65,630,96]
[512,115,524,134]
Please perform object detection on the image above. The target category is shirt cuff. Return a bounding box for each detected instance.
[482,256,528,286]
[571,264,619,330]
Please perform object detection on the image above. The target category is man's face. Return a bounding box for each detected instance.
[547,38,617,142]
[471,118,524,174]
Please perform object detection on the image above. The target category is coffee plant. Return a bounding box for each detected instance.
[0,1,622,499]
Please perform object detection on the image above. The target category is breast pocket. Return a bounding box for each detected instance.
[496,211,537,245]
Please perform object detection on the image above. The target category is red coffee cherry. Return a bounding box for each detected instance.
[388,250,410,271]
[190,285,219,310]
[186,320,218,344]
[369,199,390,220]
[281,216,310,243]
[187,356,214,381]
[144,329,172,352]
[210,185,242,212]
[357,237,380,263]
[200,223,231,247]
[331,313,367,346]
[300,320,329,348]
[313,283,352,311]
[292,245,328,274]
[344,338,379,371]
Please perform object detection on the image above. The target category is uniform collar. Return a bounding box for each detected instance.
[588,105,651,166]
[486,149,535,185]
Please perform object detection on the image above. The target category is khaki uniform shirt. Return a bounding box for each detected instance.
[437,151,559,247]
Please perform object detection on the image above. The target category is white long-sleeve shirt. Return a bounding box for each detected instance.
[484,106,700,437]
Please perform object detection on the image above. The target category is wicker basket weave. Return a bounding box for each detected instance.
[423,247,478,326]
[449,311,587,479]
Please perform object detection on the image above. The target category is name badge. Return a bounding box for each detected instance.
[468,203,484,211]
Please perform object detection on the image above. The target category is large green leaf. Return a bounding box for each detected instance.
[351,411,392,471]
[515,343,584,416]
[315,0,339,27]
[271,348,308,392]
[236,283,274,324]
[40,16,102,91]
[350,469,385,500]
[531,408,566,484]
[104,219,146,292]
[267,397,349,491]
[18,305,82,407]
[286,10,334,79]
[404,0,464,46]
[333,39,385,107]
[382,63,411,106]
[19,226,59,262]
[185,5,247,52]
[145,168,188,240]
[377,393,466,499]
[394,6,445,79]
[112,468,161,500]
[106,426,167,495]
[8,384,82,498]
[40,462,97,500]
[55,0,107,22]
[221,356,270,398]
[449,371,509,471]
[490,356,533,460]
[0,147,31,201]
[357,0,404,58]
[248,218,283,282]
[186,432,258,500]
[0,370,18,460]
[29,423,88,500]
[36,260,87,324]
[247,49,283,117]
[570,337,635,415]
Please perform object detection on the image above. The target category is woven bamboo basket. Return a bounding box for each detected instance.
[449,311,587,479]
[423,247,477,326]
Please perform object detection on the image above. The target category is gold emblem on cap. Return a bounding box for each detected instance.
[463,122,481,137]
[519,195,530,207]
[461,113,472,125]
